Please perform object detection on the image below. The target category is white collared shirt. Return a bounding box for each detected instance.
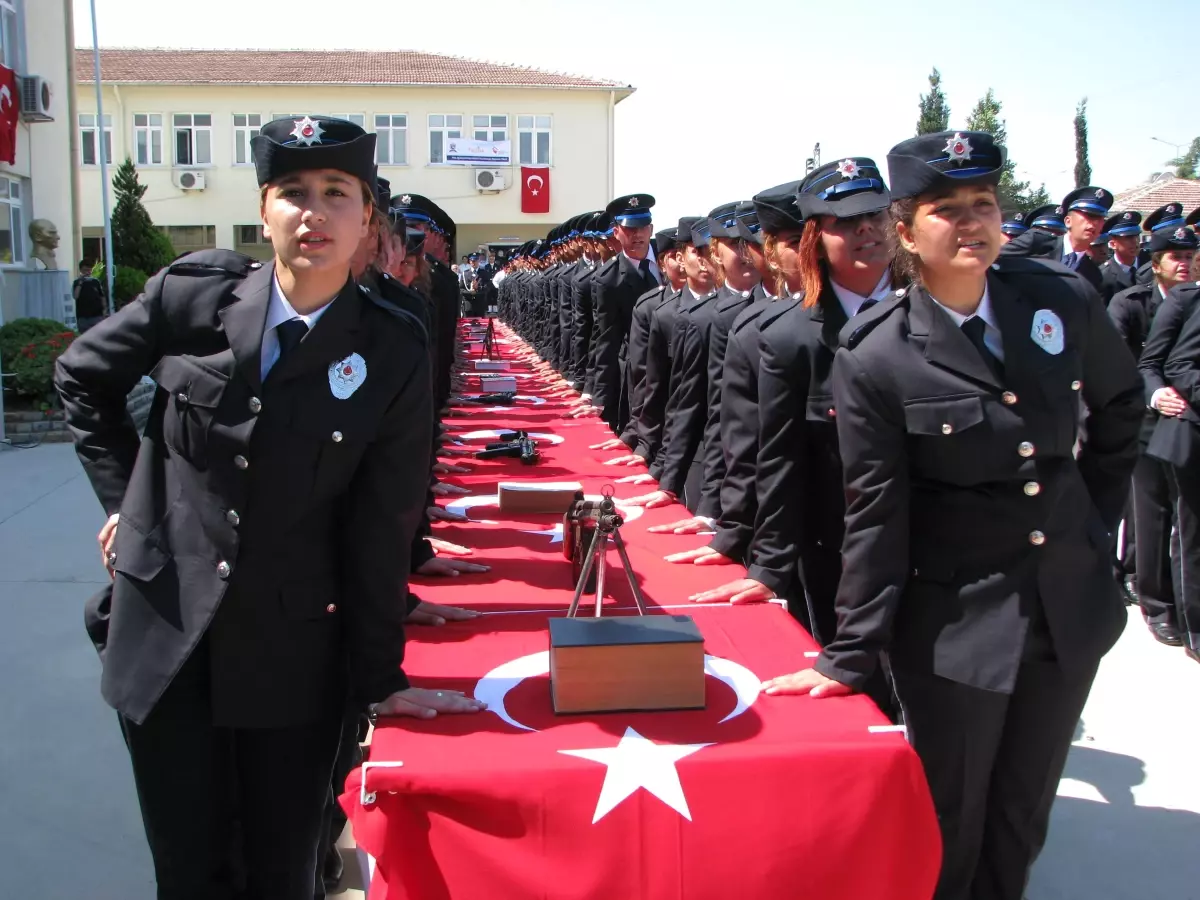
[624,247,661,285]
[829,270,893,319]
[929,283,1005,362]
[260,272,336,381]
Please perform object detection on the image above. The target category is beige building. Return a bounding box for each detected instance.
[0,0,78,325]
[74,48,633,262]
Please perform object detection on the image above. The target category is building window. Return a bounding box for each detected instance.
[173,114,213,166]
[162,225,216,254]
[374,115,407,166]
[518,115,552,166]
[232,114,262,166]
[329,113,365,128]
[428,114,463,164]
[473,115,508,143]
[79,114,113,166]
[236,224,268,245]
[133,114,164,166]
[0,176,25,264]
[0,1,18,70]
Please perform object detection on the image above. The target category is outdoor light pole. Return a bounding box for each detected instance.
[88,0,116,314]
[1151,136,1185,159]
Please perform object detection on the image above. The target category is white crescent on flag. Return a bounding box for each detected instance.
[0,86,11,111]
[526,174,544,195]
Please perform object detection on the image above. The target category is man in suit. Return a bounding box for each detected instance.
[1137,226,1200,660]
[590,193,660,432]
[1099,211,1143,305]
[1056,186,1113,294]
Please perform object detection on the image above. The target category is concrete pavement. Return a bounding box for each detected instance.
[1,442,1197,899]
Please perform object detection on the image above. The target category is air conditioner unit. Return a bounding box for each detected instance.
[173,170,207,191]
[18,76,52,122]
[474,169,509,193]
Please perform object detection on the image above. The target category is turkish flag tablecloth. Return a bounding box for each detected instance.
[342,321,941,900]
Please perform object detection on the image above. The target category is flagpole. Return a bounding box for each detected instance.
[88,0,115,314]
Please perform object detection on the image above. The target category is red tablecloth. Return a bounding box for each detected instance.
[343,321,941,900]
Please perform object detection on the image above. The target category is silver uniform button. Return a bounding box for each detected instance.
[1001,391,1018,405]
[217,561,232,578]
[1023,482,1041,497]
[741,290,751,299]
[1071,380,1082,391]
[332,431,344,443]
[942,423,953,435]
[1029,531,1046,546]
[225,509,240,526]
[176,392,188,404]
[249,262,262,270]
[234,455,249,470]
[326,603,338,613]
[1018,441,1035,458]
[248,397,262,414]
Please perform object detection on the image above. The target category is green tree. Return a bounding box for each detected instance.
[916,68,951,135]
[1167,137,1200,179]
[111,158,175,277]
[1073,98,1092,187]
[964,88,1046,214]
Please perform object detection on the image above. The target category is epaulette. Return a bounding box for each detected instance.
[359,282,428,344]
[840,289,907,350]
[167,249,261,277]
[634,284,666,308]
[730,299,771,335]
[989,255,1072,278]
[756,296,802,332]
[594,255,620,280]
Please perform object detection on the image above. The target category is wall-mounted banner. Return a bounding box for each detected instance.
[446,139,513,166]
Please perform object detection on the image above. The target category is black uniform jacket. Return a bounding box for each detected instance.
[1099,257,1137,306]
[620,283,670,449]
[558,260,584,373]
[1109,282,1167,448]
[636,288,681,468]
[751,282,851,597]
[815,259,1141,695]
[657,287,719,497]
[591,253,658,429]
[1141,283,1200,467]
[696,285,757,519]
[55,252,432,727]
[708,291,779,561]
[571,260,599,392]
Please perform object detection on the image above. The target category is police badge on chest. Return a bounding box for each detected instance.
[328,353,367,399]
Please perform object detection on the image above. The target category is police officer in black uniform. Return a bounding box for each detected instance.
[1099,210,1143,305]
[1055,186,1113,294]
[1000,203,1065,261]
[999,211,1028,243]
[763,130,1142,900]
[569,213,611,394]
[590,194,659,432]
[55,116,486,900]
[1136,203,1188,285]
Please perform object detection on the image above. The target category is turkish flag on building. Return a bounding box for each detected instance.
[0,66,19,165]
[521,165,550,214]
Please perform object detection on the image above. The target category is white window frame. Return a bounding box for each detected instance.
[0,1,19,71]
[172,113,213,167]
[427,114,463,165]
[235,224,269,246]
[232,113,263,167]
[133,113,165,167]
[472,114,509,143]
[329,113,366,129]
[517,115,553,166]
[0,175,25,265]
[79,113,113,167]
[374,114,408,166]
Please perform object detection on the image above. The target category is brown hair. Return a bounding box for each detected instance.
[887,198,921,285]
[798,219,827,309]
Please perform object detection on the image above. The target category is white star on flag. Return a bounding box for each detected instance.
[522,523,564,544]
[560,726,713,824]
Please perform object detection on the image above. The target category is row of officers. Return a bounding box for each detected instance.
[499,131,1199,900]
[54,116,493,899]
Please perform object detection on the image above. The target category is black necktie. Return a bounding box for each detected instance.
[858,298,879,315]
[961,316,1004,382]
[639,257,655,284]
[276,318,309,363]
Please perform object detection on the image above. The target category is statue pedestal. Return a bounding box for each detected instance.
[0,269,73,328]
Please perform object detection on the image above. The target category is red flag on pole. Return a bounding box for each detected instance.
[0,66,19,165]
[521,165,550,214]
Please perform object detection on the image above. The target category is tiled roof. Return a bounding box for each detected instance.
[75,48,633,92]
[1114,175,1200,218]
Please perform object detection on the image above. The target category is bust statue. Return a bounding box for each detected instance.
[30,218,60,270]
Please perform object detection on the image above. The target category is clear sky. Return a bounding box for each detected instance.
[74,0,1200,230]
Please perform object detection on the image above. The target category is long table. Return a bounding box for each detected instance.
[342,319,941,900]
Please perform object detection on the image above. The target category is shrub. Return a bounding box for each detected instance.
[0,318,69,373]
[113,266,149,310]
[8,329,76,407]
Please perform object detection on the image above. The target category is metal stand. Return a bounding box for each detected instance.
[566,518,649,618]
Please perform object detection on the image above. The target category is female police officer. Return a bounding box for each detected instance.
[56,116,484,900]
[762,131,1142,900]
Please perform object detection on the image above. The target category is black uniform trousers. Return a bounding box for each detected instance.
[1168,464,1200,649]
[121,643,342,900]
[891,609,1097,900]
[1133,454,1180,626]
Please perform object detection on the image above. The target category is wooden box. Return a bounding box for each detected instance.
[549,615,706,714]
[498,481,583,514]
